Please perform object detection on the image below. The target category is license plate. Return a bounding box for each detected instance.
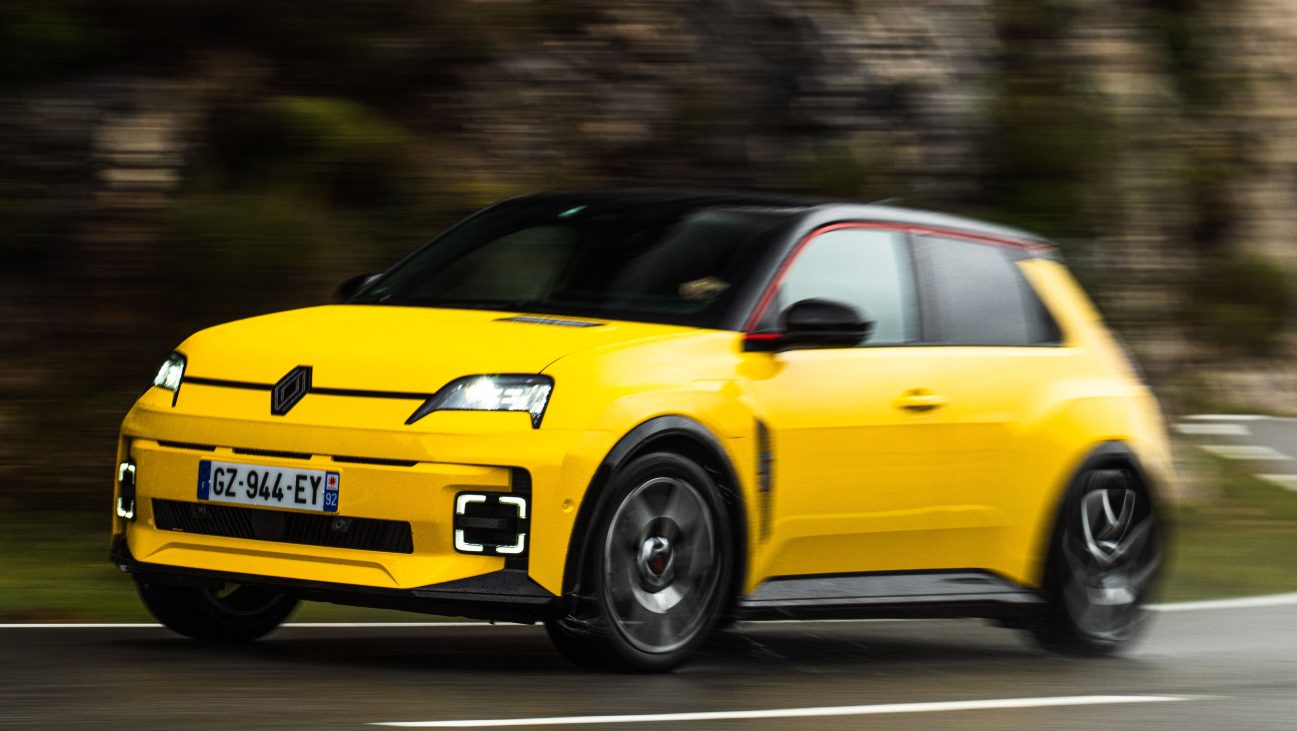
[197,460,339,513]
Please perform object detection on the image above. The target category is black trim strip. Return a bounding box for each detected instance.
[232,447,313,461]
[332,455,419,468]
[157,441,217,452]
[734,569,1044,621]
[151,441,423,470]
[312,386,429,401]
[184,375,432,401]
[183,376,271,391]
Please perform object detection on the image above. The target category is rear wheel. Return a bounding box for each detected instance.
[135,577,298,642]
[546,452,733,672]
[1031,466,1163,656]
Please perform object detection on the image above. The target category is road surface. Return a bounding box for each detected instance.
[2,597,1296,729]
[1176,414,1297,492]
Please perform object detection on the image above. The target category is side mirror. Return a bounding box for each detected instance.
[334,273,381,303]
[744,298,873,352]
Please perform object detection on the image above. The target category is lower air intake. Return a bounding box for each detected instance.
[152,499,413,554]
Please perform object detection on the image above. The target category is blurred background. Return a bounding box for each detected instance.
[1,0,1294,619]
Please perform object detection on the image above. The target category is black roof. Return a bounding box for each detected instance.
[514,188,1053,247]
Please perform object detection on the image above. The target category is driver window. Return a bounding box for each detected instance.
[758,228,918,345]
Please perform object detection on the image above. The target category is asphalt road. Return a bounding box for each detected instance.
[3,599,1296,730]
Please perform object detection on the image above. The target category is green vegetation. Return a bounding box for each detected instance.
[1186,254,1295,357]
[1161,455,1297,601]
[0,508,456,623]
[978,0,1119,243]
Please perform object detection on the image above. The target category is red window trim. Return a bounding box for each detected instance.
[742,221,1050,332]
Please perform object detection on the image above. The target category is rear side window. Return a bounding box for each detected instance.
[756,228,918,345]
[919,235,1059,346]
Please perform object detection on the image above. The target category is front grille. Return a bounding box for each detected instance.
[152,499,414,554]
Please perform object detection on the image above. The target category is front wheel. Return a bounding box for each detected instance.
[135,577,298,642]
[1030,466,1163,656]
[546,452,733,672]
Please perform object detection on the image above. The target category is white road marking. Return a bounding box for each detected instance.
[1199,445,1293,461]
[1174,423,1250,436]
[281,622,494,628]
[0,623,164,629]
[1147,592,1297,613]
[1257,474,1297,492]
[1184,414,1271,421]
[370,695,1196,727]
[0,621,495,629]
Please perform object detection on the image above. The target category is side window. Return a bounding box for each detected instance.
[758,228,918,346]
[920,235,1057,346]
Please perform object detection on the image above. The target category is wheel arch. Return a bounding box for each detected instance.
[1031,440,1172,588]
[560,415,749,609]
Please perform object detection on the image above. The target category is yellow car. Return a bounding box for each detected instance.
[112,190,1171,671]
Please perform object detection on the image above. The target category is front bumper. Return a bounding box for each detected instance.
[111,535,560,623]
[112,385,616,600]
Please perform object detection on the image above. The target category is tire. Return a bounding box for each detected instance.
[1030,465,1163,656]
[546,452,734,672]
[135,576,298,642]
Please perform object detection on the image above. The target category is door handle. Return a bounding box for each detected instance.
[894,390,948,412]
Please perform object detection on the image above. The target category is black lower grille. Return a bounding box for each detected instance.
[152,499,413,554]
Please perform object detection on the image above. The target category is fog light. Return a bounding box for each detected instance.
[453,492,529,556]
[116,461,137,521]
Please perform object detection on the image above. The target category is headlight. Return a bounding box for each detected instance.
[405,375,553,428]
[153,352,186,392]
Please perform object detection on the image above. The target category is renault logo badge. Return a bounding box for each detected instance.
[271,366,312,415]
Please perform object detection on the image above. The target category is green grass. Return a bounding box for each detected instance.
[0,509,453,623]
[3,455,1295,621]
[1160,455,1297,601]
[0,511,145,622]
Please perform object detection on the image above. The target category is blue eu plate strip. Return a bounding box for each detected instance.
[197,460,212,500]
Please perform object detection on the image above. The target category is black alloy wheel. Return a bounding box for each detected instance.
[1031,466,1163,655]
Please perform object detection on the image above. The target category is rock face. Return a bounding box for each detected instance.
[1220,0,1297,268]
[451,1,1002,200]
[1,0,1296,499]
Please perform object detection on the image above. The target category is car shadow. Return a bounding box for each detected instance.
[107,617,1137,680]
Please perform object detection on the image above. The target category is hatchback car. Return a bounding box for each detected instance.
[112,190,1169,671]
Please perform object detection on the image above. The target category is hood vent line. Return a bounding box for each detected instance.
[495,315,604,328]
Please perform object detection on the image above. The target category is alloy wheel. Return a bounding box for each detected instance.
[601,476,722,654]
[1061,471,1161,641]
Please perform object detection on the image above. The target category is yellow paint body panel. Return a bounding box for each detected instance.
[113,259,1173,605]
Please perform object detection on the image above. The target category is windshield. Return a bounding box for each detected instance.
[353,197,791,328]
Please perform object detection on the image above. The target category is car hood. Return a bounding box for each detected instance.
[179,305,697,393]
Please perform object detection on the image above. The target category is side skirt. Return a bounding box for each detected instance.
[733,570,1045,621]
